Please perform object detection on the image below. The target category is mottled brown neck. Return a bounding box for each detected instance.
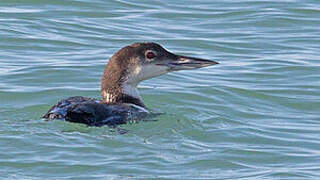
[101,85,145,107]
[101,46,145,107]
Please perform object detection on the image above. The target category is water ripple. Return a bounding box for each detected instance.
[1,0,320,179]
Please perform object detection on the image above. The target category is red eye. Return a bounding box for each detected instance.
[146,51,156,59]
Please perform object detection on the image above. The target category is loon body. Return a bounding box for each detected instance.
[43,42,218,126]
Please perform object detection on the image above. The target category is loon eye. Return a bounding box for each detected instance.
[145,51,156,60]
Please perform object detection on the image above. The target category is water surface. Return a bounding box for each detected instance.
[1,0,320,179]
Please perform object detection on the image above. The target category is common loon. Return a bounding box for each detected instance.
[43,42,218,126]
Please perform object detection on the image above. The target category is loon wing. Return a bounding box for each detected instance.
[65,101,127,126]
[43,96,149,126]
[43,96,99,120]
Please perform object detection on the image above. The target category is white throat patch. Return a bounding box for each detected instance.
[127,64,168,85]
[103,64,168,104]
[122,83,143,102]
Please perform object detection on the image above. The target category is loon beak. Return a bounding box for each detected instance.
[157,54,219,71]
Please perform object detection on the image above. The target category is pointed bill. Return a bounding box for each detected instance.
[157,54,219,71]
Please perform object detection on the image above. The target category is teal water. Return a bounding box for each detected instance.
[1,0,320,179]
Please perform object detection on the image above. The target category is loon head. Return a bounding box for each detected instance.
[101,42,218,107]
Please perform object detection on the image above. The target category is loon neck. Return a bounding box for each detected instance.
[101,45,145,107]
[101,83,145,107]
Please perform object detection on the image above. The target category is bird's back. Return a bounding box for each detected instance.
[43,96,149,126]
